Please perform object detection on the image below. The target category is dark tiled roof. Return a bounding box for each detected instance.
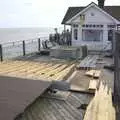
[62,6,120,24]
[104,6,120,21]
[62,7,85,24]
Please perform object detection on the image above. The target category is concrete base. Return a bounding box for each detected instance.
[50,46,88,59]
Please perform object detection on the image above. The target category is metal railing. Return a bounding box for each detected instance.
[0,37,49,61]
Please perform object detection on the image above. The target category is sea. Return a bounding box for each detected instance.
[0,27,56,44]
[0,27,63,59]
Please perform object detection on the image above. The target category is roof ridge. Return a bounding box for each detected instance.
[68,6,120,8]
[68,6,85,8]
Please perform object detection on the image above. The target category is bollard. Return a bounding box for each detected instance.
[23,41,26,56]
[0,44,3,62]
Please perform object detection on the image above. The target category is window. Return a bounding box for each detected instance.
[73,24,78,28]
[74,29,78,40]
[108,30,113,41]
[82,30,103,41]
[108,25,115,28]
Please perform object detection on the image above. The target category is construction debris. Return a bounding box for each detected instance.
[84,82,116,120]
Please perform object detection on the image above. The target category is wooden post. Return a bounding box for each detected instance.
[23,41,25,56]
[113,30,120,119]
[0,44,3,61]
[38,38,41,52]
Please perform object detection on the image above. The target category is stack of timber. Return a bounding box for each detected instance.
[85,70,101,78]
[84,82,116,120]
[0,60,75,82]
[77,55,99,69]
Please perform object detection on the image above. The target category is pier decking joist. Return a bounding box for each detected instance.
[0,60,75,81]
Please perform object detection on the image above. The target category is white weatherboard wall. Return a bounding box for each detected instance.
[72,7,115,24]
[70,5,118,50]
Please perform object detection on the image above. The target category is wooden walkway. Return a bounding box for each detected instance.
[0,60,75,81]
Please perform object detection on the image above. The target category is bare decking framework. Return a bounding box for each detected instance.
[0,60,75,81]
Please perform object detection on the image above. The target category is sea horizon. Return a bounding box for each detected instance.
[0,27,63,44]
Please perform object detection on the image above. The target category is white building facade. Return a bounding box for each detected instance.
[62,2,120,51]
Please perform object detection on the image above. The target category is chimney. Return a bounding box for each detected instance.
[98,0,105,8]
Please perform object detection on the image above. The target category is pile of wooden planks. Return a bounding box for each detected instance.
[85,70,101,78]
[84,82,116,120]
[77,55,99,69]
[0,60,75,82]
[86,69,101,91]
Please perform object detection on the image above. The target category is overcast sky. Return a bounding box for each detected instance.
[0,0,120,28]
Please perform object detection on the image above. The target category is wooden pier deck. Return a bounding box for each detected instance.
[0,54,115,120]
[15,91,93,120]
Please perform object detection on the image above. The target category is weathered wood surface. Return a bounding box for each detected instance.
[84,82,116,120]
[0,60,75,81]
[77,55,99,69]
[16,91,92,120]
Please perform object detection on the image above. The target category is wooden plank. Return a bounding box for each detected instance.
[0,61,32,73]
[6,63,51,78]
[85,70,101,78]
[94,71,101,78]
[88,79,98,90]
[45,64,67,77]
[83,82,116,120]
[35,64,61,76]
[52,64,75,81]
[77,55,99,69]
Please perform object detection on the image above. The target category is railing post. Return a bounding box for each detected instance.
[38,38,41,52]
[23,41,26,56]
[0,44,3,62]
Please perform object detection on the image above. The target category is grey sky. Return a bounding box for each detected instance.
[0,0,120,28]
